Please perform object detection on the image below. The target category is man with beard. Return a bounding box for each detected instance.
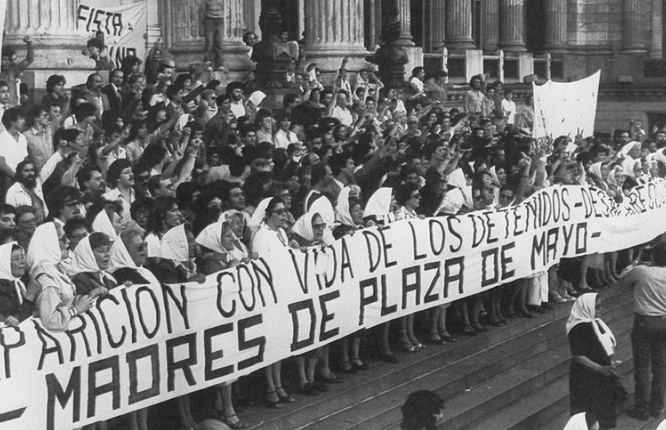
[76,165,106,201]
[5,160,47,223]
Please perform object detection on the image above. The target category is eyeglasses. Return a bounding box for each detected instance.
[312,223,327,230]
[63,201,80,208]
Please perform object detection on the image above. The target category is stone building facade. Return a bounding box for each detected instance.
[3,0,666,130]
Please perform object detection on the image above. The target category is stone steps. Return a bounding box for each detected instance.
[236,284,635,430]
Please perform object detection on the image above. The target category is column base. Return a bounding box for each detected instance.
[544,45,568,53]
[499,44,527,53]
[446,41,477,50]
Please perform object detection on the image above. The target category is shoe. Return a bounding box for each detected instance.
[312,382,329,392]
[550,292,566,303]
[439,333,457,342]
[462,325,477,337]
[471,323,488,333]
[409,338,424,350]
[560,293,575,302]
[401,338,418,352]
[265,391,285,409]
[221,414,248,429]
[541,302,554,311]
[275,387,295,403]
[319,374,344,384]
[380,352,399,363]
[528,305,546,314]
[351,358,369,371]
[428,333,447,345]
[340,361,358,374]
[297,383,320,396]
[626,405,650,421]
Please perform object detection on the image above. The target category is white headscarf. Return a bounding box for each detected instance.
[588,162,603,181]
[0,243,26,305]
[71,234,117,285]
[364,187,393,219]
[618,141,641,159]
[160,224,189,262]
[107,232,158,285]
[248,197,272,231]
[335,186,356,227]
[563,413,590,430]
[27,222,61,271]
[92,210,117,239]
[308,194,335,226]
[26,222,71,301]
[656,418,666,430]
[196,220,226,254]
[292,212,318,243]
[566,293,616,357]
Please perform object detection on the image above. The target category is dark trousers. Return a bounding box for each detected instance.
[631,314,666,413]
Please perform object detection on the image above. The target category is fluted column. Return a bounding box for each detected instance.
[499,0,526,52]
[4,0,93,69]
[304,0,370,76]
[650,0,663,58]
[165,0,250,72]
[445,0,475,50]
[395,0,414,47]
[430,0,446,50]
[544,0,567,52]
[622,0,648,53]
[480,0,500,51]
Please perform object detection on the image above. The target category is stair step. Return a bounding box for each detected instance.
[240,285,634,430]
[464,330,634,430]
[318,295,635,430]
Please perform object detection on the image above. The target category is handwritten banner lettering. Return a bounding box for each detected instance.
[2,181,666,429]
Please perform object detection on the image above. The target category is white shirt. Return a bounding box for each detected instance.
[331,105,353,127]
[103,187,135,220]
[273,129,298,149]
[230,101,246,118]
[501,99,517,125]
[0,131,28,172]
[5,181,48,217]
[251,224,289,257]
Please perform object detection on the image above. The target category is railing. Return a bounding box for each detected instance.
[424,48,553,84]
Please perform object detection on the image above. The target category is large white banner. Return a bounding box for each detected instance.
[2,180,666,429]
[533,70,601,139]
[76,1,147,69]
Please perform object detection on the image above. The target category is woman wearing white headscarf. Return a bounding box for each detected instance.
[71,232,118,297]
[618,141,641,178]
[147,223,203,430]
[250,197,295,408]
[363,187,395,226]
[567,293,622,429]
[28,222,93,331]
[0,242,34,326]
[292,211,342,394]
[196,219,250,275]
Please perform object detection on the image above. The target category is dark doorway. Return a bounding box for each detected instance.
[525,0,546,53]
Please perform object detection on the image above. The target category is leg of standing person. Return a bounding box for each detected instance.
[629,315,651,419]
[649,318,666,416]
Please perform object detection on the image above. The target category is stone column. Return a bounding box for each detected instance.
[544,0,567,52]
[445,0,475,50]
[165,0,250,72]
[395,0,414,47]
[304,0,370,76]
[499,0,526,52]
[649,0,663,58]
[430,0,446,50]
[622,0,648,53]
[480,0,500,51]
[4,0,93,69]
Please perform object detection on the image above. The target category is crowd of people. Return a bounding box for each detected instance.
[0,32,665,430]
